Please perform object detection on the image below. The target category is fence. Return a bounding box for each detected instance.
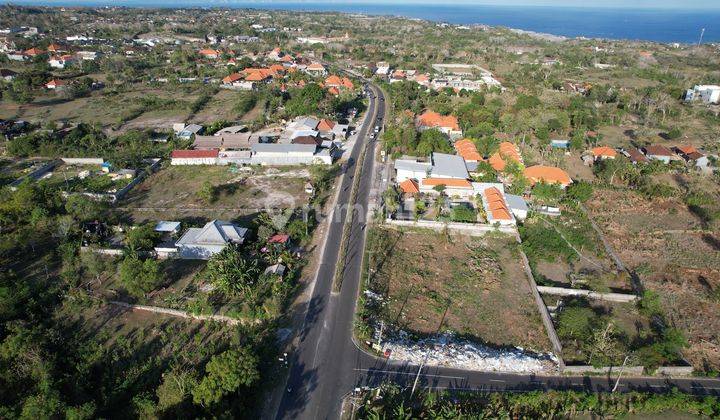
[537,286,638,303]
[563,365,645,375]
[385,219,517,235]
[9,159,61,189]
[61,157,104,165]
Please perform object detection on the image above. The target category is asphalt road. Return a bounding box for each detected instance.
[274,81,384,420]
[274,80,720,420]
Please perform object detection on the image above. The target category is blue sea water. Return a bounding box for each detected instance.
[5,1,720,44]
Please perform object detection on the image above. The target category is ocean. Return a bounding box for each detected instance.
[5,1,720,44]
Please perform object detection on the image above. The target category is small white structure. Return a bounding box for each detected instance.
[154,221,181,234]
[175,220,248,260]
[685,85,720,104]
[505,194,529,221]
[394,159,431,182]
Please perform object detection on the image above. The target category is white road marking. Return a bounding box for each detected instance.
[489,379,506,383]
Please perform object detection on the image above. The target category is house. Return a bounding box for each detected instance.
[550,139,570,149]
[375,61,390,77]
[176,123,204,140]
[46,43,65,53]
[250,143,333,165]
[399,178,420,195]
[199,48,220,59]
[505,194,529,221]
[170,149,219,165]
[45,79,67,90]
[675,145,711,172]
[76,51,100,61]
[624,148,649,164]
[643,145,675,163]
[24,47,44,57]
[48,54,76,69]
[479,185,515,225]
[420,178,474,198]
[430,152,469,179]
[417,110,462,139]
[155,221,181,235]
[685,85,720,104]
[395,159,432,182]
[523,165,572,188]
[175,220,249,259]
[488,141,522,171]
[304,62,327,76]
[194,133,254,150]
[591,146,617,160]
[454,139,482,162]
[0,68,17,81]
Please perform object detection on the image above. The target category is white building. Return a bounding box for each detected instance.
[685,85,720,104]
[176,220,249,259]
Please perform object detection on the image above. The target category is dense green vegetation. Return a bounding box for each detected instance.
[356,385,720,419]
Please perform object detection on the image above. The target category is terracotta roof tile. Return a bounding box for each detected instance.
[523,165,572,186]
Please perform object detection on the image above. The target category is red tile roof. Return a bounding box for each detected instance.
[644,145,674,157]
[418,110,460,131]
[268,234,290,244]
[591,146,617,158]
[399,179,420,194]
[483,187,513,220]
[422,178,472,188]
[524,165,572,187]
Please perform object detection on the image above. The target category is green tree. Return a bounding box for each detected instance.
[567,181,593,202]
[125,223,159,253]
[206,245,260,297]
[119,256,162,298]
[192,348,259,406]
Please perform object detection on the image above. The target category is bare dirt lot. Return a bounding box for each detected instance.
[121,165,311,222]
[586,187,720,371]
[365,227,552,352]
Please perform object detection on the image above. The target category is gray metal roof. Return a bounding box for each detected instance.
[176,220,248,246]
[252,143,317,154]
[431,153,469,179]
[394,159,432,173]
[505,194,529,212]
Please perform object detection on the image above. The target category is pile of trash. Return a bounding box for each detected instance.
[381,331,558,373]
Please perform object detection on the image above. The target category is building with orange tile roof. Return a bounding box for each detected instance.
[417,110,462,139]
[222,73,243,84]
[317,119,335,132]
[199,49,220,59]
[488,141,522,171]
[45,79,66,89]
[24,47,44,56]
[399,179,420,194]
[421,177,473,190]
[482,186,514,223]
[674,145,698,155]
[454,138,482,162]
[591,146,617,160]
[524,165,572,188]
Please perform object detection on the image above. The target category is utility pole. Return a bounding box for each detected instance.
[411,302,450,397]
[377,320,384,348]
[612,355,631,392]
[698,28,706,46]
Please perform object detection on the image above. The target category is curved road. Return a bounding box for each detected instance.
[274,79,720,420]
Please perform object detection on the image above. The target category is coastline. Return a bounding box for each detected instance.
[3,1,719,44]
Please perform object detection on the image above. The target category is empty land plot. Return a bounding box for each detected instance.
[586,187,720,372]
[364,227,551,352]
[121,165,311,221]
[553,297,653,365]
[521,210,630,293]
